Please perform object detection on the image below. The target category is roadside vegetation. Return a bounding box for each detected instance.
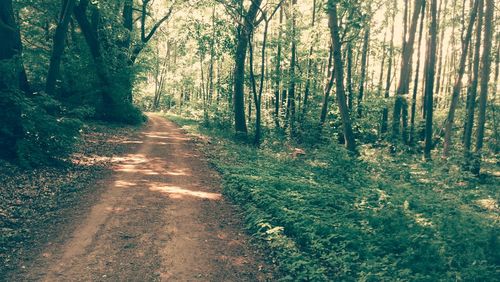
[167,113,499,281]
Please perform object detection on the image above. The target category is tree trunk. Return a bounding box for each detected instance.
[287,0,297,136]
[73,0,114,110]
[434,0,449,97]
[381,0,396,134]
[233,0,262,135]
[273,7,283,128]
[442,0,479,157]
[409,0,426,145]
[46,0,76,96]
[392,0,424,143]
[319,44,334,126]
[346,43,354,111]
[0,0,30,94]
[328,1,357,153]
[0,0,29,159]
[301,0,317,120]
[357,25,370,117]
[472,0,494,175]
[463,0,483,164]
[423,0,438,160]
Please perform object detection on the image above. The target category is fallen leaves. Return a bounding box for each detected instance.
[0,121,141,276]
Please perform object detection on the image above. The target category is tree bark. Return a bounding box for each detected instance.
[472,0,494,175]
[73,0,114,110]
[381,0,396,134]
[273,6,283,128]
[463,0,483,164]
[442,0,479,157]
[357,25,370,117]
[301,0,317,120]
[232,0,262,135]
[392,0,424,143]
[319,44,334,126]
[423,0,438,160]
[328,1,356,153]
[287,0,297,136]
[409,0,426,145]
[0,0,30,94]
[46,0,76,96]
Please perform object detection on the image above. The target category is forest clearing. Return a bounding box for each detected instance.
[1,0,499,281]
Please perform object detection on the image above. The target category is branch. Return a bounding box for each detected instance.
[143,3,174,43]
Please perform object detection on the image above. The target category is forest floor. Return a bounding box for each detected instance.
[2,114,275,281]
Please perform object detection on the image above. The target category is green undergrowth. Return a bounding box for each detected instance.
[164,113,499,281]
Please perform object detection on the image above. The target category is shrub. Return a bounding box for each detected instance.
[0,91,82,167]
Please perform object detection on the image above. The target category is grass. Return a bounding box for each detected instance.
[164,113,499,281]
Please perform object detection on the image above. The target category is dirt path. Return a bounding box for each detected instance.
[16,114,273,281]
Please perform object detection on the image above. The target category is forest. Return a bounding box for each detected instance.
[0,0,499,280]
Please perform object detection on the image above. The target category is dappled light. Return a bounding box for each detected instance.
[149,185,221,200]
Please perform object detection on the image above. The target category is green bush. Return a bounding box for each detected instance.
[0,91,82,167]
[0,89,24,160]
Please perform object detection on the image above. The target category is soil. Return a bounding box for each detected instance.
[8,114,274,281]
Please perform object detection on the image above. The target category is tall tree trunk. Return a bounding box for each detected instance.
[287,0,297,136]
[409,0,426,145]
[249,17,270,146]
[46,0,76,96]
[346,42,354,111]
[381,0,396,134]
[0,0,29,159]
[327,1,357,153]
[442,0,479,157]
[434,0,448,96]
[301,0,317,120]
[472,0,494,175]
[73,0,114,111]
[233,0,262,135]
[393,0,424,143]
[423,0,438,160]
[357,25,370,117]
[319,44,334,126]
[122,0,133,102]
[463,0,483,163]
[273,6,283,128]
[377,29,388,98]
[0,0,30,94]
[209,6,216,104]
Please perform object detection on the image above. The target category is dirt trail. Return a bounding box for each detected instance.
[16,114,273,281]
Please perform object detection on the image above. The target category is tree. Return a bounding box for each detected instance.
[0,0,30,94]
[248,1,283,145]
[409,0,426,145]
[442,0,479,157]
[286,0,298,136]
[73,0,114,112]
[381,0,396,134]
[327,0,356,153]
[423,0,438,160]
[301,0,318,121]
[357,19,370,117]
[472,0,494,174]
[231,0,263,135]
[392,0,424,143]
[46,0,76,96]
[463,0,483,168]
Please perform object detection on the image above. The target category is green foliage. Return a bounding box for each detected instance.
[0,90,82,167]
[105,99,147,125]
[167,114,499,282]
[18,94,82,167]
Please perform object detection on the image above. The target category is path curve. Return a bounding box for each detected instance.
[18,114,272,281]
